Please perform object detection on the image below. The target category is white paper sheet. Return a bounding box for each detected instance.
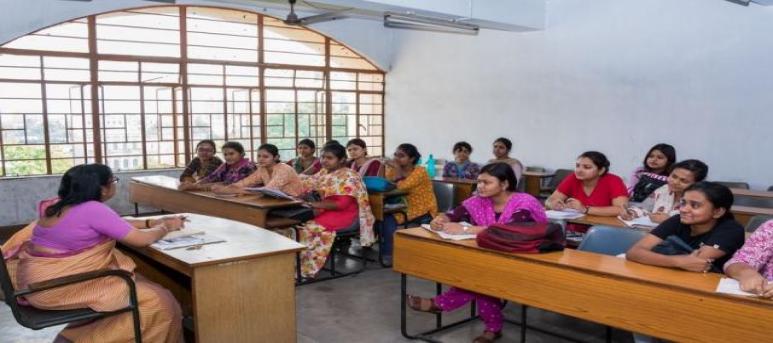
[420,224,477,241]
[716,277,757,297]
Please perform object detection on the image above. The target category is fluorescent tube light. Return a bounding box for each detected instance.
[384,13,479,35]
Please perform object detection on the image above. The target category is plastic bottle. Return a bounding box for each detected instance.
[426,154,436,178]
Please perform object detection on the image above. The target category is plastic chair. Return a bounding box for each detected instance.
[0,247,142,342]
[768,186,773,192]
[295,218,367,285]
[745,215,773,233]
[538,169,573,199]
[577,226,647,256]
[432,181,455,213]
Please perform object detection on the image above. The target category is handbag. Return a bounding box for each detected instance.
[476,222,565,254]
[651,235,693,255]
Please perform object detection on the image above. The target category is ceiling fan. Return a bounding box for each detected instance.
[283,0,349,26]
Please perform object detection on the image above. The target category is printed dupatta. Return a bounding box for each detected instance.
[303,167,376,246]
[462,193,548,226]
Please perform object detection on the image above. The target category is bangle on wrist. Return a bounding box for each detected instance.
[145,219,151,228]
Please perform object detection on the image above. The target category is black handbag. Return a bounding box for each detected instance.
[270,206,315,222]
[652,235,693,255]
[630,174,667,202]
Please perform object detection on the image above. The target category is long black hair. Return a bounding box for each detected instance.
[396,143,421,165]
[672,159,709,182]
[45,164,113,217]
[684,181,735,220]
[578,151,610,176]
[643,143,676,175]
[480,162,517,191]
[258,143,281,163]
[322,142,347,161]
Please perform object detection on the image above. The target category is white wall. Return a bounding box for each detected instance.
[385,0,773,189]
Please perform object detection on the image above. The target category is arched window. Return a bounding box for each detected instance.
[0,5,384,176]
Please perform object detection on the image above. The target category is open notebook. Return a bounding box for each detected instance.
[151,228,225,250]
[420,224,477,241]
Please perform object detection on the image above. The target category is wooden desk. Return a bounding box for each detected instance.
[394,228,773,342]
[129,175,301,228]
[566,207,773,229]
[522,171,554,197]
[731,188,773,208]
[121,213,304,343]
[433,177,477,208]
[368,189,408,221]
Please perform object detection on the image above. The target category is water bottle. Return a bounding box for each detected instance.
[426,154,436,178]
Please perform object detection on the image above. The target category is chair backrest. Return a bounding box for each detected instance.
[715,181,750,190]
[768,185,773,192]
[525,166,546,172]
[547,169,573,190]
[733,196,773,208]
[577,226,646,256]
[432,181,455,213]
[0,247,23,320]
[745,215,773,233]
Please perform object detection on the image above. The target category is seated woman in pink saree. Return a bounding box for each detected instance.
[2,164,186,343]
[407,162,547,343]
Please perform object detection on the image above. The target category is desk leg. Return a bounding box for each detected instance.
[400,274,479,342]
[134,203,139,216]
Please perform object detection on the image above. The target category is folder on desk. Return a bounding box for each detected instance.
[244,187,296,201]
[152,234,226,250]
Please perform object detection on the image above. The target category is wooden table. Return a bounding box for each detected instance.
[368,189,408,221]
[394,228,773,342]
[522,171,554,197]
[129,175,301,228]
[121,213,304,343]
[432,177,477,208]
[565,206,773,229]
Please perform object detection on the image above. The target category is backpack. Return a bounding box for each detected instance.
[476,222,565,254]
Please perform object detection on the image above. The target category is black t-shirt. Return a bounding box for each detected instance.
[650,215,745,270]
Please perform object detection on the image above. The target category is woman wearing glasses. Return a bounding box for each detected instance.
[2,164,185,342]
[179,139,223,183]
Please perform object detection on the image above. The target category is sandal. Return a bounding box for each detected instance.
[406,294,441,313]
[472,330,502,343]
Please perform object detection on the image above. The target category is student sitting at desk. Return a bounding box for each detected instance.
[488,137,523,182]
[178,141,256,191]
[287,138,322,175]
[725,219,773,298]
[295,142,375,278]
[346,138,383,177]
[442,141,481,180]
[179,139,223,183]
[621,159,708,224]
[408,162,547,343]
[626,182,745,273]
[2,164,184,342]
[627,143,676,203]
[546,151,629,233]
[383,143,438,259]
[212,143,303,197]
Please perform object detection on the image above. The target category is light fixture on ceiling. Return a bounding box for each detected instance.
[725,0,751,5]
[384,12,479,35]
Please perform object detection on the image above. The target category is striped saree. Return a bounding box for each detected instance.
[3,225,182,343]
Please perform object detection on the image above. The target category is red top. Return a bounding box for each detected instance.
[557,173,628,233]
[314,195,359,232]
[556,173,628,206]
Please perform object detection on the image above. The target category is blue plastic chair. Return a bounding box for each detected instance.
[577,226,647,256]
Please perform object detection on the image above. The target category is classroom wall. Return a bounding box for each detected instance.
[384,0,773,189]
